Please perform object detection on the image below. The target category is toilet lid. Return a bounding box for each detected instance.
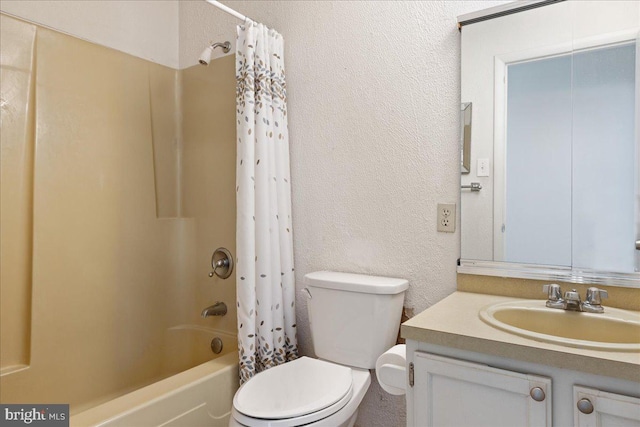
[233,357,353,420]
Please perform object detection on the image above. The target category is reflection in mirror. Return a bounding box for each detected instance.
[502,43,636,273]
[460,102,472,174]
[571,43,636,274]
[458,1,640,286]
[503,52,572,266]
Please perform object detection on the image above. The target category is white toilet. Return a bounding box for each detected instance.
[230,271,408,427]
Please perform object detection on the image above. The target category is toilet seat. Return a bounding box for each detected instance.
[232,357,354,427]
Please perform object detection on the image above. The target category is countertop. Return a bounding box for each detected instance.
[401,291,640,382]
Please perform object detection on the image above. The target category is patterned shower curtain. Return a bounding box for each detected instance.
[235,21,298,384]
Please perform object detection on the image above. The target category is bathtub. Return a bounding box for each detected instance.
[70,326,239,427]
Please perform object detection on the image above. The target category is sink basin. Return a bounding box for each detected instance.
[479,300,640,351]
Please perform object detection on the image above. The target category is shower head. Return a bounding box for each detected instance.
[199,41,232,66]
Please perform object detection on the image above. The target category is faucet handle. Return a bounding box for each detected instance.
[543,284,562,300]
[209,247,234,279]
[582,287,608,313]
[543,284,564,308]
[585,287,608,305]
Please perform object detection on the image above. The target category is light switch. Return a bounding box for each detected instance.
[477,158,490,177]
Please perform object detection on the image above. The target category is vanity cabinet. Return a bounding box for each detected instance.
[574,386,640,427]
[412,352,551,426]
[402,293,640,426]
[406,343,640,427]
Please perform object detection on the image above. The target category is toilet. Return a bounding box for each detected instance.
[230,271,408,427]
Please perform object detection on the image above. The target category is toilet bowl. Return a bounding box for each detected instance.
[230,271,408,427]
[230,357,371,427]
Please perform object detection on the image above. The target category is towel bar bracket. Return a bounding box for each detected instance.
[461,182,482,192]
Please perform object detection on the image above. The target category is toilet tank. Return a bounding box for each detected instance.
[304,271,408,369]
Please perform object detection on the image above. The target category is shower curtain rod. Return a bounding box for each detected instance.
[204,0,250,23]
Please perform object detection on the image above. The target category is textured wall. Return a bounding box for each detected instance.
[0,0,180,68]
[0,0,516,424]
[179,2,508,426]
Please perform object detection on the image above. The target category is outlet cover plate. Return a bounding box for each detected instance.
[437,203,456,233]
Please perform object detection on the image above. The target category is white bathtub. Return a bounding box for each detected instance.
[70,326,239,427]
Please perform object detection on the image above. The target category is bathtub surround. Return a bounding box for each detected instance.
[0,14,35,374]
[1,14,189,407]
[236,21,298,383]
[181,55,239,336]
[0,13,237,413]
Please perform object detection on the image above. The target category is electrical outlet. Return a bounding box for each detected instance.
[437,203,456,233]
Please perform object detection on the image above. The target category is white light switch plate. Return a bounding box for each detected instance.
[477,158,490,177]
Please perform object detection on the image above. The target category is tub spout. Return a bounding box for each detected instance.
[201,302,227,318]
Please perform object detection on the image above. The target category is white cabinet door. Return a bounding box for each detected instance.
[413,352,551,427]
[574,386,640,427]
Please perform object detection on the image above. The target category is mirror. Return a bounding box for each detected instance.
[459,1,640,287]
[460,102,472,174]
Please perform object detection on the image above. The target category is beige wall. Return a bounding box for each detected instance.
[0,12,36,373]
[0,13,236,413]
[458,274,640,311]
[181,56,238,332]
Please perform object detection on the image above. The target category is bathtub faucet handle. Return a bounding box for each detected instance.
[209,259,227,277]
[209,247,234,279]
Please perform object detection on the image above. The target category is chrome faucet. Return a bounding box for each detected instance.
[563,289,582,312]
[201,301,227,318]
[542,284,564,309]
[582,287,609,313]
[542,285,608,313]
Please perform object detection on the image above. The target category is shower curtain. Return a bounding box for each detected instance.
[235,21,298,384]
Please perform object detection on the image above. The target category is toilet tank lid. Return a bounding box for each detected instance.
[304,271,408,295]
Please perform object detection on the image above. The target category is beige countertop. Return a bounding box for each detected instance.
[401,291,640,382]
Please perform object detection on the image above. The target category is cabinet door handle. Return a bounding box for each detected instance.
[530,387,545,402]
[577,398,594,414]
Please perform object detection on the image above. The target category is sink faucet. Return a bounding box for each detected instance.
[542,285,608,313]
[563,289,582,312]
[201,301,227,318]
